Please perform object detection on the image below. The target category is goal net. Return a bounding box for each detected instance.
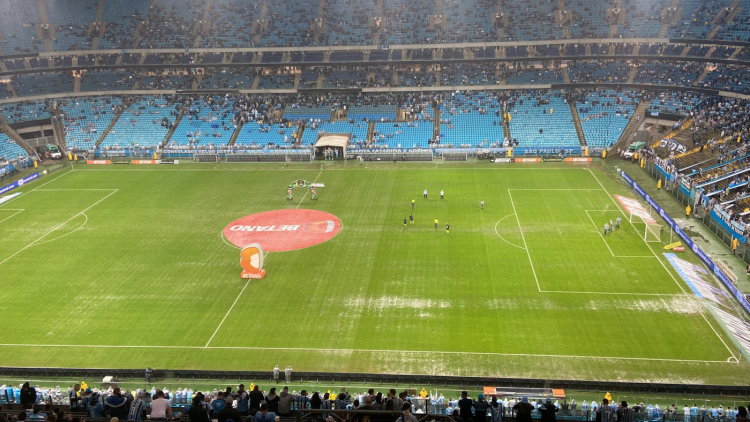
[628,208,662,242]
[193,153,220,162]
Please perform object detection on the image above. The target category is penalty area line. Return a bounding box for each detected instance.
[0,189,118,267]
[0,342,735,364]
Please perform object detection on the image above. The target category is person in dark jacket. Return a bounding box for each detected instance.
[539,398,558,422]
[474,394,490,422]
[104,388,129,420]
[189,394,212,422]
[249,385,264,412]
[20,383,36,408]
[265,388,280,414]
[458,391,474,421]
[514,397,534,422]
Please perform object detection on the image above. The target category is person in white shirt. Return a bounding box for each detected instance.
[440,190,444,199]
[423,189,428,199]
[150,390,173,421]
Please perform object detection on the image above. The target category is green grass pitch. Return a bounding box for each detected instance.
[0,162,746,384]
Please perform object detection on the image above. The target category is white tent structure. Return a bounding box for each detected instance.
[315,134,350,158]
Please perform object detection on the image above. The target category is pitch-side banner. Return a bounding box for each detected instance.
[0,172,39,196]
[620,170,750,315]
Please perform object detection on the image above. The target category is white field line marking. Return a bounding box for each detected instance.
[0,342,733,363]
[540,290,673,295]
[508,189,541,292]
[588,168,738,361]
[295,169,323,209]
[32,213,87,247]
[220,230,240,249]
[493,214,526,250]
[584,210,654,258]
[0,189,117,267]
[204,251,270,348]
[204,279,251,347]
[0,170,73,208]
[35,189,116,191]
[0,209,24,224]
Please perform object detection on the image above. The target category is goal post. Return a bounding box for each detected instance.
[628,211,667,243]
[644,221,663,243]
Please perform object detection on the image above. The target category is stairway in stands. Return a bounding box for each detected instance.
[159,106,185,148]
[569,101,586,146]
[614,101,649,149]
[94,106,126,149]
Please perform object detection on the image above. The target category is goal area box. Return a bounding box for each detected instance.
[226,152,312,162]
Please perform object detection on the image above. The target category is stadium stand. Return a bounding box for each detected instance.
[300,120,368,147]
[11,72,74,97]
[438,92,505,148]
[168,95,235,148]
[79,70,136,92]
[59,96,123,150]
[101,96,181,149]
[568,61,631,83]
[507,91,579,147]
[234,122,300,149]
[47,0,97,51]
[0,133,28,162]
[2,100,51,123]
[573,89,637,147]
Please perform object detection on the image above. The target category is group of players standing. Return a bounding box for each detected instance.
[604,217,622,235]
[404,189,453,233]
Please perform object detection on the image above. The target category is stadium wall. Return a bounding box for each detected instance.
[2,367,750,396]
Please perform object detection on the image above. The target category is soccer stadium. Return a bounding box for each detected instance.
[3,0,750,420]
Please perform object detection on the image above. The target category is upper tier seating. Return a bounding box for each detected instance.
[11,72,74,96]
[80,70,136,92]
[0,0,41,53]
[47,0,97,51]
[99,0,151,50]
[200,0,262,48]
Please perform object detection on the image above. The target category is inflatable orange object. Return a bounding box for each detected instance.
[240,243,266,279]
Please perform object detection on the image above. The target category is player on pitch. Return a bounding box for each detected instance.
[445,223,450,234]
[404,217,407,228]
[434,217,439,230]
[310,186,318,200]
[410,213,414,224]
